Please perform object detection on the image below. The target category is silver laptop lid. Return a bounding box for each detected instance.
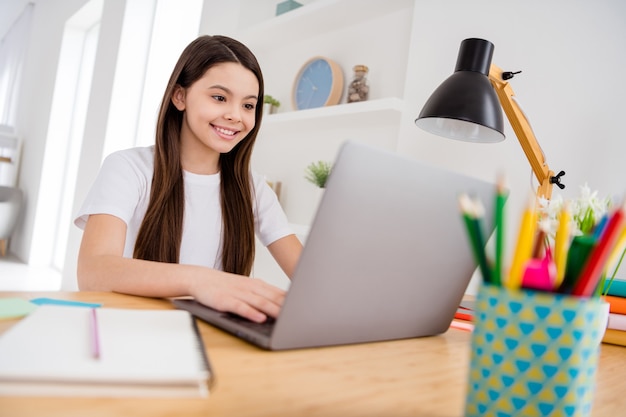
[270,140,495,349]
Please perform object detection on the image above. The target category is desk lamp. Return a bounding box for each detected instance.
[415,38,565,199]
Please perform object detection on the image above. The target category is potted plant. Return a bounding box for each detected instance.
[304,160,332,188]
[263,95,280,115]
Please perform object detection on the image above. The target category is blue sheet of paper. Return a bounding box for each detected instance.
[30,298,102,308]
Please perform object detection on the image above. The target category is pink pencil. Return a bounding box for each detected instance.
[572,203,625,297]
[90,308,101,359]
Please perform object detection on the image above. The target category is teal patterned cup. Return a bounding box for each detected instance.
[464,284,608,417]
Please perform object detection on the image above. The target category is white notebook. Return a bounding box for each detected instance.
[0,305,212,397]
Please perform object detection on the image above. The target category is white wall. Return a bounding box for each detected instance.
[0,0,31,40]
[403,0,626,198]
[399,0,626,278]
[4,0,626,284]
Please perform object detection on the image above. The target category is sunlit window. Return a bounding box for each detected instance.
[0,3,33,127]
[32,0,202,275]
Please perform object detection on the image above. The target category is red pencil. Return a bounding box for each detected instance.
[572,203,625,297]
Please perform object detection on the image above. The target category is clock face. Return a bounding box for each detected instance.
[293,57,343,110]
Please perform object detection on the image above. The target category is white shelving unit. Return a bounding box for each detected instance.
[237,0,414,108]
[216,0,417,287]
[235,0,415,219]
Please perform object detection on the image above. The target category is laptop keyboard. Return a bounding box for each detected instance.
[222,313,276,337]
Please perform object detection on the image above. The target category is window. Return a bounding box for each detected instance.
[31,0,103,269]
[0,3,33,127]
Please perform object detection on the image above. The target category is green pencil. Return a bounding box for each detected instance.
[459,194,492,284]
[493,176,507,286]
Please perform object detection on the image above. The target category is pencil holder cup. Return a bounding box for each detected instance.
[464,284,608,417]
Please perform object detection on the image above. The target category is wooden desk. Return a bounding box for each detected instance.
[0,291,624,417]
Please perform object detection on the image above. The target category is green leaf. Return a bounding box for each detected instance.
[304,161,332,188]
[579,207,595,235]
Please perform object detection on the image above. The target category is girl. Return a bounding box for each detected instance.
[75,35,302,323]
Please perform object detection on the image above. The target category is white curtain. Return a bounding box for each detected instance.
[0,3,34,127]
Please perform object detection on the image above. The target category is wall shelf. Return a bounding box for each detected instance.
[260,97,405,135]
[238,0,413,49]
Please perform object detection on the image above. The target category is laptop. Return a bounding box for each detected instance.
[173,140,495,350]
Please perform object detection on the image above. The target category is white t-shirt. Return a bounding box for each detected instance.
[74,146,293,269]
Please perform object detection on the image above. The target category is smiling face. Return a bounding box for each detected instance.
[172,62,259,174]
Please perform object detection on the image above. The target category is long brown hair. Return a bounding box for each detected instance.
[133,35,264,276]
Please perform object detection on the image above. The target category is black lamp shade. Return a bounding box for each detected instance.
[415,38,505,143]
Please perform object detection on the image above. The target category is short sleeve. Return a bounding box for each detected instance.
[252,172,294,247]
[74,148,152,230]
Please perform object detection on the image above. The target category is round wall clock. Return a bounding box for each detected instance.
[292,57,344,110]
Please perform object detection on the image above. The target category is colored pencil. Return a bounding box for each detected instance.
[472,197,492,284]
[593,214,609,238]
[606,226,626,277]
[572,202,626,297]
[91,308,101,360]
[531,230,547,259]
[506,193,537,289]
[554,201,571,287]
[459,194,492,284]
[603,226,626,296]
[493,176,507,286]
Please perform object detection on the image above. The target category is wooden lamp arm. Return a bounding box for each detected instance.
[488,64,563,199]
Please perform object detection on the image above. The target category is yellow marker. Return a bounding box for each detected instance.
[554,202,571,287]
[506,194,538,289]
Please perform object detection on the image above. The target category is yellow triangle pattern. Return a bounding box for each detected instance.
[465,284,604,417]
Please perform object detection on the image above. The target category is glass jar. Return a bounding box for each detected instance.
[347,65,369,103]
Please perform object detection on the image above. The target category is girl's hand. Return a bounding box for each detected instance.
[79,214,287,323]
[190,273,286,323]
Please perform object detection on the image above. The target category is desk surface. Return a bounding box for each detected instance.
[0,291,624,417]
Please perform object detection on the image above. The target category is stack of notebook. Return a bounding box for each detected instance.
[603,280,626,346]
[454,300,475,323]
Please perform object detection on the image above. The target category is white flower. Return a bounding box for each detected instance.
[538,183,611,239]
